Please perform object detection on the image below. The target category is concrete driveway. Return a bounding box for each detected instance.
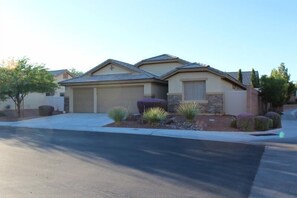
[0,113,114,131]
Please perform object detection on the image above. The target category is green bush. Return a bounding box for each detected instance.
[265,111,281,128]
[143,107,168,125]
[268,119,273,129]
[108,107,128,124]
[236,113,255,131]
[255,116,272,131]
[177,102,199,121]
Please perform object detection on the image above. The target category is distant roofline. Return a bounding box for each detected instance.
[135,54,190,67]
[49,69,73,77]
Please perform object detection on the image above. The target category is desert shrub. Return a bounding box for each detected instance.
[255,116,272,131]
[143,107,168,125]
[236,113,255,131]
[177,102,199,121]
[268,119,273,129]
[230,119,237,128]
[108,106,128,124]
[137,98,167,114]
[265,111,282,128]
[38,105,54,116]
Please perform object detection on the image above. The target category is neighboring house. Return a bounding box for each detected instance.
[60,54,261,115]
[227,71,259,86]
[0,69,72,111]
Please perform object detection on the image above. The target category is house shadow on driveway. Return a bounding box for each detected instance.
[0,126,264,198]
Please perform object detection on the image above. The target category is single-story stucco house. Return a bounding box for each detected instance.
[60,54,260,115]
[0,69,73,111]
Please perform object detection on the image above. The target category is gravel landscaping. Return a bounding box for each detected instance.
[106,114,240,132]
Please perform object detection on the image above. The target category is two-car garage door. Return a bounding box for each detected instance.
[97,86,144,113]
[73,86,144,113]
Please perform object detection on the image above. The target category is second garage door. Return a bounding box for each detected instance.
[73,88,94,113]
[97,86,144,113]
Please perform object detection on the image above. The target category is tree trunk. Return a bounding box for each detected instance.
[16,101,21,118]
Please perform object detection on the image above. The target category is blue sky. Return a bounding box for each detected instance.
[0,0,296,81]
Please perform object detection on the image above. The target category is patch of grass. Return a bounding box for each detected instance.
[177,102,199,121]
[143,107,168,125]
[108,106,128,124]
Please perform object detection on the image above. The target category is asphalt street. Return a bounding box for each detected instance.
[0,126,264,198]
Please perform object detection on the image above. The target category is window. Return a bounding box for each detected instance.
[45,92,55,96]
[183,81,206,100]
[60,92,65,97]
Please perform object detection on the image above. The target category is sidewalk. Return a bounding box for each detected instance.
[249,145,297,198]
[248,108,297,198]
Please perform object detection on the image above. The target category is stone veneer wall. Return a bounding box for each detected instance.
[167,93,223,114]
[167,94,182,112]
[201,94,223,114]
[64,97,69,113]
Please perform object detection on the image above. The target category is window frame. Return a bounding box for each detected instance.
[182,80,207,102]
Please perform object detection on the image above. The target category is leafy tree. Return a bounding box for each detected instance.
[0,58,58,117]
[271,62,295,102]
[260,75,288,110]
[251,68,259,88]
[271,62,290,82]
[237,69,243,83]
[69,68,84,77]
[287,81,296,101]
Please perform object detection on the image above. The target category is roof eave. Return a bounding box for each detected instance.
[162,67,246,89]
[162,67,209,80]
[60,78,167,86]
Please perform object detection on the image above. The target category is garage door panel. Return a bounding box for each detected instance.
[73,88,94,113]
[97,86,144,113]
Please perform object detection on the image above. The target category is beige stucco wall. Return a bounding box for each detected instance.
[151,83,168,99]
[168,72,243,95]
[139,62,183,76]
[168,72,224,94]
[0,94,46,110]
[224,90,247,115]
[93,64,132,75]
[220,79,244,91]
